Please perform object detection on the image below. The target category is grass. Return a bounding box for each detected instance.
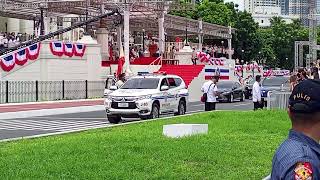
[0,110,290,179]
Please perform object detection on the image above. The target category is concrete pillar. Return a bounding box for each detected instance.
[7,18,20,34]
[158,12,165,55]
[96,28,109,61]
[198,19,203,51]
[117,25,122,50]
[227,26,232,60]
[123,5,132,75]
[86,44,102,81]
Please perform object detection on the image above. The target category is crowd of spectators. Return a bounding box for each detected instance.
[289,63,320,91]
[0,32,33,51]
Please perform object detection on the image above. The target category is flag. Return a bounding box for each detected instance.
[205,68,230,80]
[50,41,64,57]
[0,53,15,72]
[74,43,86,57]
[27,42,41,60]
[15,48,28,66]
[64,42,74,57]
[117,46,125,77]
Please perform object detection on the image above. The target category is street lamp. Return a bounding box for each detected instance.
[85,0,89,35]
[241,50,245,77]
[142,29,145,53]
[185,20,189,46]
[221,41,224,58]
[39,3,45,36]
[33,14,37,37]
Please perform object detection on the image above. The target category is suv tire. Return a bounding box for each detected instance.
[107,115,121,124]
[175,99,186,116]
[148,103,160,119]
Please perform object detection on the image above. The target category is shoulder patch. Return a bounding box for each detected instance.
[294,162,313,180]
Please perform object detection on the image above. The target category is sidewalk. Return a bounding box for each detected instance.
[0,99,105,120]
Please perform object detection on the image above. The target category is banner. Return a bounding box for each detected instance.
[15,48,28,66]
[50,41,64,57]
[0,54,15,72]
[27,42,41,60]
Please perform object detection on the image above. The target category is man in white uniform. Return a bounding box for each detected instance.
[252,75,262,110]
[115,73,126,88]
[201,75,219,111]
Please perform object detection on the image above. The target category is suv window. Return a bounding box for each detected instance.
[121,78,160,89]
[167,78,177,88]
[174,78,182,87]
[160,78,169,87]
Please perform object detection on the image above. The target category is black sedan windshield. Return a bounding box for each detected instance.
[217,81,234,89]
[262,77,289,87]
[121,78,159,89]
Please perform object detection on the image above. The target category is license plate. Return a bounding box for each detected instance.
[118,103,129,107]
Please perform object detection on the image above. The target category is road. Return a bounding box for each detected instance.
[0,101,253,141]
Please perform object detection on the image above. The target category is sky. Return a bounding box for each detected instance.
[224,0,244,11]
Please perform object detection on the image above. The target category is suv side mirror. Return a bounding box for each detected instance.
[110,86,118,91]
[160,85,169,91]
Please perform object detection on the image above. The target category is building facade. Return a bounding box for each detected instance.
[288,0,309,26]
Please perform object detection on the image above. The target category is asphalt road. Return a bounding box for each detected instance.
[0,100,253,141]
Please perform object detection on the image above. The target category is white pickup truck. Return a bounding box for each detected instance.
[104,73,189,123]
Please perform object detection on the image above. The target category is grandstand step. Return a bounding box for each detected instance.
[156,65,205,87]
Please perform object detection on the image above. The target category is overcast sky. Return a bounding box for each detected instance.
[224,0,244,11]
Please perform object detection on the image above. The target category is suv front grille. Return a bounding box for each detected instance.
[111,102,137,109]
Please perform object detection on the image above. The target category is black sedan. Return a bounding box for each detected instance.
[217,81,245,103]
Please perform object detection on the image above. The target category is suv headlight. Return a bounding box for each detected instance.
[138,95,152,100]
[105,95,113,100]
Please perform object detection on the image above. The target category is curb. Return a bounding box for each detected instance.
[0,105,105,120]
[0,98,104,107]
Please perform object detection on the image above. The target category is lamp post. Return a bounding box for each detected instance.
[185,21,189,46]
[39,3,45,36]
[142,29,145,53]
[241,49,245,77]
[85,0,89,35]
[221,40,224,58]
[33,14,36,37]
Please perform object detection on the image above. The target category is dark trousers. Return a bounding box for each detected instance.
[205,102,216,111]
[192,58,197,65]
[253,102,263,111]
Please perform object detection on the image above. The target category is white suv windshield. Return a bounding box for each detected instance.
[121,78,160,89]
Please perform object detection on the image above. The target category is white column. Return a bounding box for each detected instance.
[96,28,109,61]
[227,26,232,60]
[117,26,122,50]
[158,12,165,55]
[198,19,203,51]
[7,18,20,33]
[123,5,131,74]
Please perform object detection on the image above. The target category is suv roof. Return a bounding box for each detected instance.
[133,73,181,79]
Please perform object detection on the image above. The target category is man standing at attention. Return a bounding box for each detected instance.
[271,79,320,179]
[252,75,262,110]
[201,75,219,111]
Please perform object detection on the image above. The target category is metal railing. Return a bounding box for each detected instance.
[267,91,291,110]
[0,80,111,104]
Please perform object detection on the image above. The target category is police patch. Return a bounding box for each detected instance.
[294,162,313,180]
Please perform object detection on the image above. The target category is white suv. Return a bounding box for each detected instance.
[104,73,189,123]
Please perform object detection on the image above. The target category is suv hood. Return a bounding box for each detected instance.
[110,89,158,97]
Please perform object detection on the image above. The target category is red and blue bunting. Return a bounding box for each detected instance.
[0,53,16,72]
[64,42,74,57]
[50,41,64,57]
[27,42,41,60]
[74,43,86,57]
[49,41,86,58]
[0,42,41,72]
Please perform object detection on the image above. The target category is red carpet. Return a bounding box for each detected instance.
[156,65,205,87]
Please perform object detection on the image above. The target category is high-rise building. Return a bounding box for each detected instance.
[244,0,255,13]
[280,0,289,15]
[288,0,309,26]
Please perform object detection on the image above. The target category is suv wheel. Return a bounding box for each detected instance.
[107,115,121,124]
[175,100,186,116]
[228,94,234,103]
[149,103,160,119]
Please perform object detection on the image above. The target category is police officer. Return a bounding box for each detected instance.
[271,79,320,179]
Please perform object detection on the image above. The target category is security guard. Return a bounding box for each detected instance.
[271,79,320,179]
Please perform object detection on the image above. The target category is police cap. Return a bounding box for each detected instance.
[289,79,320,113]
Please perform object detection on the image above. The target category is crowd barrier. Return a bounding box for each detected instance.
[0,80,112,104]
[266,91,291,110]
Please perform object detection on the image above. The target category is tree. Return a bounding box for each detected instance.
[232,11,262,63]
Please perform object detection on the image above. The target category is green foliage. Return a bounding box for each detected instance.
[0,111,289,179]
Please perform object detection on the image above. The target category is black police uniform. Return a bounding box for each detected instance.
[271,79,320,179]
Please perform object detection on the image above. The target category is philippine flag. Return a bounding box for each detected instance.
[15,48,28,66]
[74,43,86,57]
[204,68,230,80]
[0,54,16,72]
[64,42,74,57]
[28,43,41,60]
[50,41,64,57]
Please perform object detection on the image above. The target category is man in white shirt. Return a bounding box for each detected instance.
[201,75,219,111]
[252,75,262,110]
[115,73,126,88]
